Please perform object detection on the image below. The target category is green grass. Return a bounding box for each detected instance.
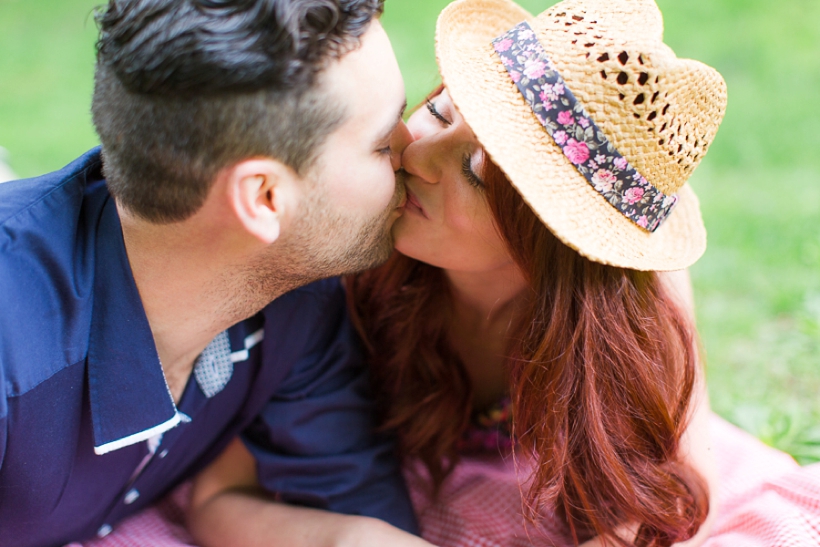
[692,166,820,462]
[0,0,100,177]
[1,0,819,461]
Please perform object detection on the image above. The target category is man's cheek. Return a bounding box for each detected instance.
[350,167,393,209]
[327,167,360,206]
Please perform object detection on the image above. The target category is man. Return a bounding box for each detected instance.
[0,0,419,545]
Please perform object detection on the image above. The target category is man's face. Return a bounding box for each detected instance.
[280,20,410,279]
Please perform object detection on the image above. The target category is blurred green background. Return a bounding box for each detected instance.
[1,0,819,460]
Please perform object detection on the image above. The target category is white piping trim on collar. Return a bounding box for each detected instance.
[229,350,249,363]
[93,412,182,456]
[245,328,264,349]
[229,328,265,364]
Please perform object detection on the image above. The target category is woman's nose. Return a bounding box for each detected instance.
[400,131,443,185]
[390,120,413,172]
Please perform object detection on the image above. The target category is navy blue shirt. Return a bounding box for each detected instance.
[0,149,416,546]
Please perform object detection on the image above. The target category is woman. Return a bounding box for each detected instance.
[350,81,717,545]
[347,0,725,543]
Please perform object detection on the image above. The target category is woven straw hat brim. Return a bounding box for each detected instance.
[436,0,708,271]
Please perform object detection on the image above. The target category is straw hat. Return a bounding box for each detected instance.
[436,0,727,271]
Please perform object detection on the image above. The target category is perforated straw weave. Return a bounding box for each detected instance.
[436,0,728,270]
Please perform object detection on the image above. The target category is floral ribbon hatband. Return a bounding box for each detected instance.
[492,21,677,232]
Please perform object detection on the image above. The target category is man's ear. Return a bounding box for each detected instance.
[224,158,302,245]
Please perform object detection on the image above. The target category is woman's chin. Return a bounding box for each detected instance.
[392,234,421,262]
[392,220,433,265]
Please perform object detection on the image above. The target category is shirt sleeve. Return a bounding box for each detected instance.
[241,279,418,534]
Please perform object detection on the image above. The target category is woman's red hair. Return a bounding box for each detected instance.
[348,129,708,546]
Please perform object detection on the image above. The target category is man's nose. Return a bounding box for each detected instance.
[390,120,413,172]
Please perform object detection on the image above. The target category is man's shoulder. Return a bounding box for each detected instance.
[262,277,348,329]
[0,149,106,396]
[0,148,103,229]
[256,278,354,359]
[273,277,346,308]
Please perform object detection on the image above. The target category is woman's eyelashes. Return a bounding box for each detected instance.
[462,154,485,189]
[425,97,483,189]
[426,99,452,126]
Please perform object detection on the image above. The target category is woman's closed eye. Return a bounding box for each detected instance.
[426,99,452,126]
[462,154,485,189]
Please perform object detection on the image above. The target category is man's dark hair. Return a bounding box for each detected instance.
[92,0,384,223]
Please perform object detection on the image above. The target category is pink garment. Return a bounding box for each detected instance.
[70,415,820,547]
[64,486,195,547]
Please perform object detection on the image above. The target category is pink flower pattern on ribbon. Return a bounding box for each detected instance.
[492,21,678,232]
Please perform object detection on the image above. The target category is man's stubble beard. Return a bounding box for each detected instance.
[285,183,402,279]
[223,172,406,321]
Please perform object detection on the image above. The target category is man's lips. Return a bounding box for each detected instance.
[404,187,427,218]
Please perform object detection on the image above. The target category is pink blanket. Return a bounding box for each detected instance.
[69,416,820,547]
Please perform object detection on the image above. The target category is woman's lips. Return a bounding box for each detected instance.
[404,187,427,218]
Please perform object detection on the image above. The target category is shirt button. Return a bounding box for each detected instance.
[124,489,140,504]
[159,449,169,458]
[97,524,113,538]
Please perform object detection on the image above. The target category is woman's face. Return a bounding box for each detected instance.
[393,89,514,273]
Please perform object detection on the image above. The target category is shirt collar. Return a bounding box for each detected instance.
[86,192,180,455]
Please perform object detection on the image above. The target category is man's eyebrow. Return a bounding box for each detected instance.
[375,100,408,144]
